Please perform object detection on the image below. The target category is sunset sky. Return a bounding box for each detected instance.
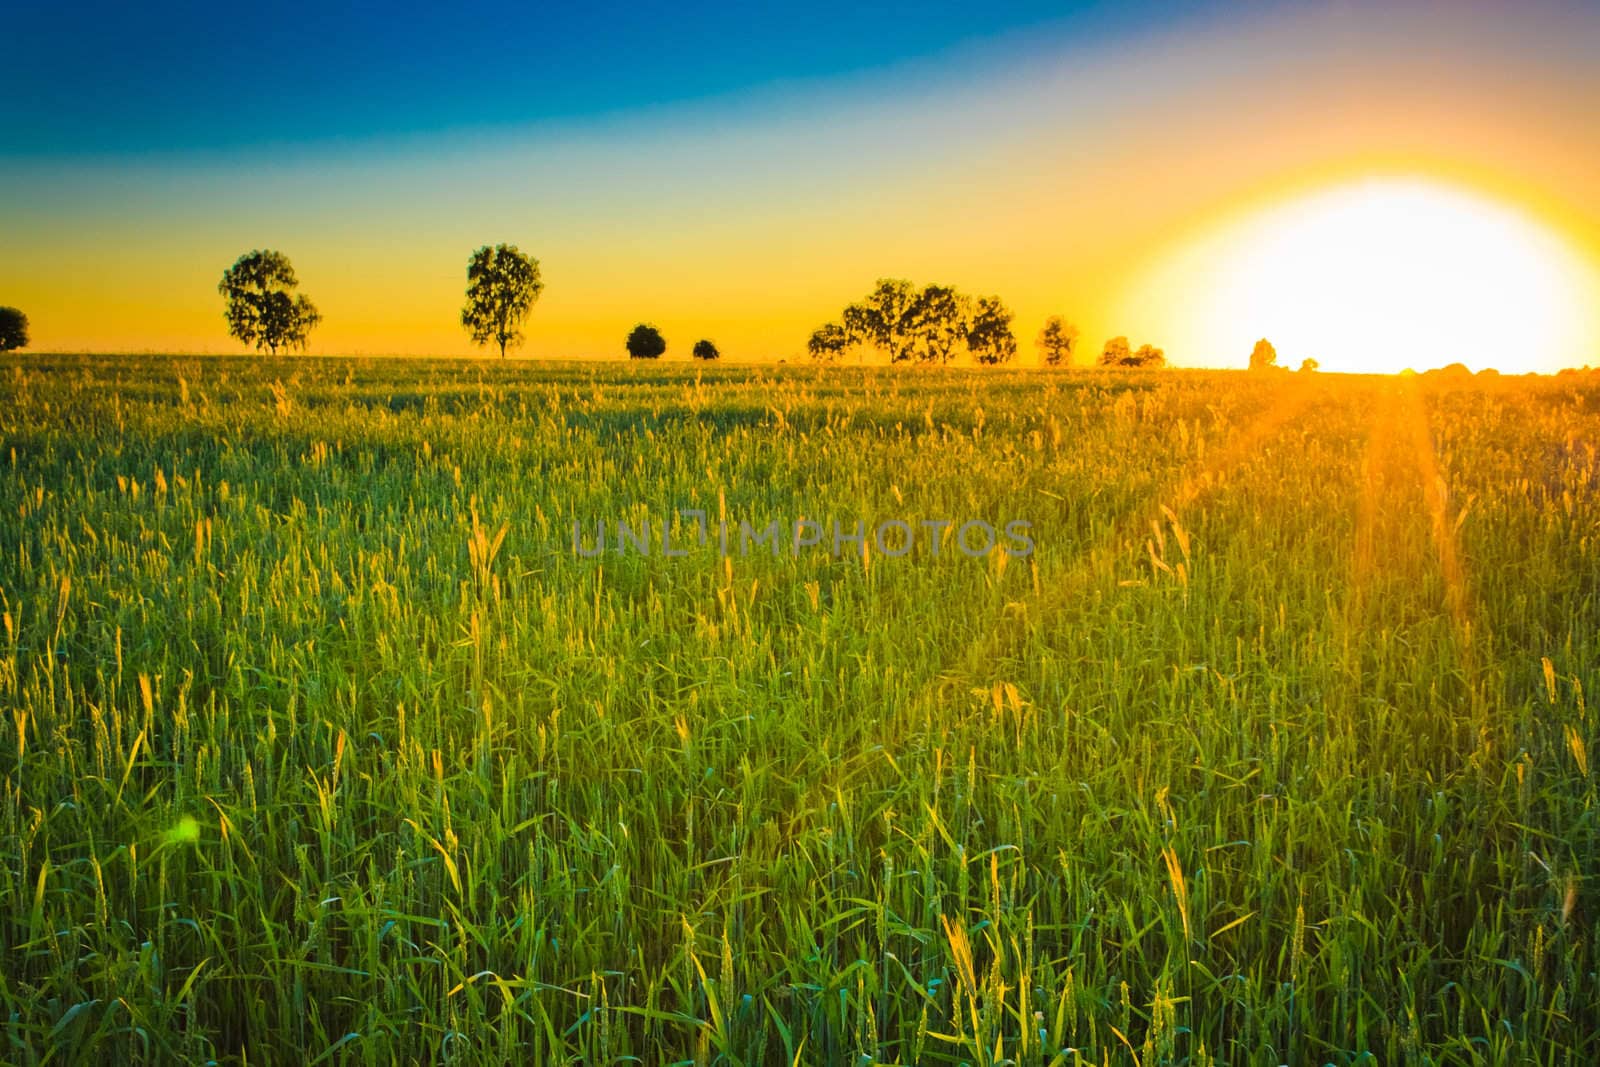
[4,0,1599,371]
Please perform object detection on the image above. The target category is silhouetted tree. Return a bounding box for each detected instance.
[843,278,919,363]
[0,307,28,352]
[626,324,667,359]
[807,322,850,361]
[1098,336,1132,366]
[1036,316,1078,366]
[1131,344,1166,368]
[219,250,321,355]
[1249,338,1278,371]
[462,244,543,359]
[966,295,1017,365]
[1100,337,1166,367]
[828,279,1021,366]
[1298,357,1319,373]
[906,284,969,364]
[692,339,720,361]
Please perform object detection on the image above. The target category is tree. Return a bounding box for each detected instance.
[905,284,969,364]
[1099,337,1166,368]
[827,278,1020,366]
[1098,336,1132,366]
[1298,357,1319,373]
[842,278,919,363]
[462,244,543,359]
[219,250,321,355]
[1249,338,1278,371]
[1131,344,1166,368]
[966,295,1017,365]
[1036,316,1078,366]
[0,307,28,352]
[626,323,667,359]
[692,339,720,361]
[807,322,850,361]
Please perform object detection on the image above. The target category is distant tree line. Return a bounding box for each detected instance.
[1249,338,1319,373]
[806,279,1018,365]
[150,250,1393,373]
[0,249,1576,374]
[217,246,728,362]
[1098,336,1165,368]
[203,250,1203,371]
[803,279,1181,370]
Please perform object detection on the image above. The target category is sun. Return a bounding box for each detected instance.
[1119,177,1600,374]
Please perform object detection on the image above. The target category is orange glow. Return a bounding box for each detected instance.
[1118,178,1600,374]
[5,4,1600,364]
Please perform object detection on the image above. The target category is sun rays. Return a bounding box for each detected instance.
[1341,375,1483,734]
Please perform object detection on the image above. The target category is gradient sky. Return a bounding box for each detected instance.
[4,0,1599,368]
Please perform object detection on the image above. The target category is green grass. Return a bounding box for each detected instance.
[0,354,1595,1064]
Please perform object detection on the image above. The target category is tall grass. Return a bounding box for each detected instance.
[0,354,1595,1064]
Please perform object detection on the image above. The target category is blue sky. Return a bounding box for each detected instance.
[7,0,1188,154]
[4,1,1597,367]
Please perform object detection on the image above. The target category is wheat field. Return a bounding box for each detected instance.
[0,354,1595,1064]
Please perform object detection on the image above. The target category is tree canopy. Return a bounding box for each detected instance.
[1249,338,1278,371]
[0,307,28,352]
[807,323,850,362]
[462,244,543,358]
[626,324,667,359]
[1099,337,1166,368]
[219,251,321,356]
[841,279,920,363]
[813,278,1015,365]
[966,296,1017,365]
[1036,316,1078,366]
[692,339,720,361]
[904,284,967,364]
[1099,336,1131,366]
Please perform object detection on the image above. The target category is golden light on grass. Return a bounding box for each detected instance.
[1123,177,1600,374]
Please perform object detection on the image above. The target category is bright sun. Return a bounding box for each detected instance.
[1121,178,1600,374]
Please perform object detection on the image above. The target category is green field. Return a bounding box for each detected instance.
[1,354,1595,1064]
